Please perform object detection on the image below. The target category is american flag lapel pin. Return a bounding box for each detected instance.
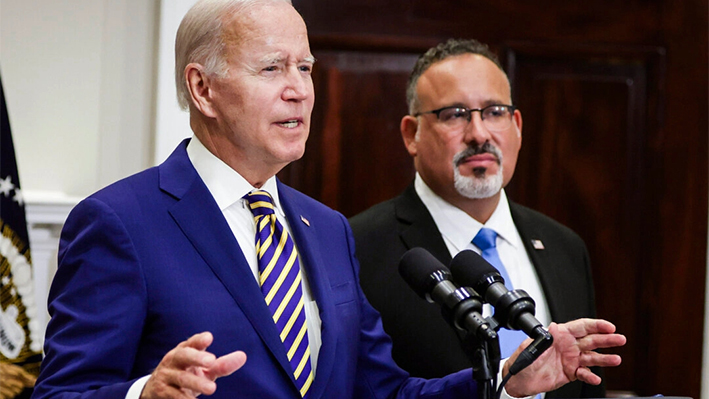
[531,239,545,250]
[300,215,310,226]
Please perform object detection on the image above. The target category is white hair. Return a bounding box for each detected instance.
[174,0,292,110]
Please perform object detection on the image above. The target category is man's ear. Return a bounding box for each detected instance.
[513,108,523,148]
[400,115,419,157]
[185,63,218,118]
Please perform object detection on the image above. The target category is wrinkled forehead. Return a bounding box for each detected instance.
[220,2,308,49]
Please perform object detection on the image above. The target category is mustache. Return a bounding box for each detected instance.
[453,142,502,166]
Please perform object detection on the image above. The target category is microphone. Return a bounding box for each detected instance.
[450,250,553,374]
[398,247,496,342]
[449,249,547,339]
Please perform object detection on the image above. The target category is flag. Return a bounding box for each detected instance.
[0,75,41,399]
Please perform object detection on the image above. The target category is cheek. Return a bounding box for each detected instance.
[501,143,521,181]
[424,139,457,174]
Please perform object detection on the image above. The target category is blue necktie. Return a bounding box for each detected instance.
[246,190,313,398]
[472,227,528,358]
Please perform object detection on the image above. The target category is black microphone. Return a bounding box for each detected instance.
[449,249,547,339]
[398,247,496,342]
[450,250,553,375]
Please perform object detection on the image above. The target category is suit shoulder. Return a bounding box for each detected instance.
[510,202,587,246]
[348,197,398,235]
[91,166,159,197]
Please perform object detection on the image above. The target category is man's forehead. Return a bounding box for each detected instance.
[220,3,310,54]
[418,54,511,104]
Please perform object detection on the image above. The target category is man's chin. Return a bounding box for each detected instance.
[453,174,503,199]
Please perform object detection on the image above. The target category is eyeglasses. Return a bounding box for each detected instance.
[413,104,516,131]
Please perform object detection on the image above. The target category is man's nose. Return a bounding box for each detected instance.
[283,67,309,101]
[462,111,491,144]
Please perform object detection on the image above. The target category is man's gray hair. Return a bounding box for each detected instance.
[406,39,507,114]
[174,0,292,110]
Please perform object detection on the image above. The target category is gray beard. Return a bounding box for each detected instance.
[452,142,504,199]
[453,166,503,199]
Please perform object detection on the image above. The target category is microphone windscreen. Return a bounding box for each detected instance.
[449,250,501,293]
[398,247,449,299]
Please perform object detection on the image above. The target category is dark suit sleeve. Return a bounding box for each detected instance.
[350,193,474,379]
[332,213,476,398]
[32,198,147,399]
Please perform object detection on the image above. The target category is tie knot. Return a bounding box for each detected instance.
[472,227,498,251]
[245,190,276,217]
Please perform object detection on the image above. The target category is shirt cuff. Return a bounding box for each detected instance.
[126,375,151,399]
[498,358,534,399]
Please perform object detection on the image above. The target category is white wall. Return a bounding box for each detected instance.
[0,0,158,198]
[0,0,200,338]
[0,0,161,338]
[154,0,196,164]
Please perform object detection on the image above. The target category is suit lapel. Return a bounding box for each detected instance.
[509,202,561,320]
[396,184,453,265]
[277,183,337,399]
[158,142,296,384]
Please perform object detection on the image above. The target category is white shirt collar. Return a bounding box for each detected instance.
[414,173,521,253]
[186,135,283,215]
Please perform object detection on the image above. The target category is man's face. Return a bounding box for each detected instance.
[404,54,522,202]
[206,2,315,179]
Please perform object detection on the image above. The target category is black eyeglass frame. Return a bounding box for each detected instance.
[413,104,517,123]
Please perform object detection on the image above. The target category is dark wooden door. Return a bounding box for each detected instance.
[279,1,708,397]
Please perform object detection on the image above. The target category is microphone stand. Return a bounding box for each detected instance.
[462,330,501,399]
[450,290,502,399]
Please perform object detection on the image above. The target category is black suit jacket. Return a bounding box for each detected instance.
[349,183,603,398]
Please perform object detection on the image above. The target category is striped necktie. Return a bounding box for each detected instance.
[472,227,528,359]
[245,190,313,398]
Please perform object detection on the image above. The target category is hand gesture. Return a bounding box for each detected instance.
[141,331,247,398]
[504,318,626,397]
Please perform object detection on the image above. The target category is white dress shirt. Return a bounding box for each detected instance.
[415,173,548,399]
[414,173,551,328]
[126,136,322,398]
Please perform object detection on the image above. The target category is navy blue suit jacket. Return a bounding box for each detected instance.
[32,141,475,399]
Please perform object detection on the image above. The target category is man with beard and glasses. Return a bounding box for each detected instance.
[350,38,602,399]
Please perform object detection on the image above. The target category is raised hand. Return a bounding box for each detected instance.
[504,318,626,398]
[141,332,247,399]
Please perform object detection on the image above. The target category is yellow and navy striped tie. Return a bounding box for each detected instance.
[246,190,313,398]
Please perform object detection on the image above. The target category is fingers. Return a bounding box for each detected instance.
[558,318,618,338]
[155,367,217,396]
[552,318,627,354]
[170,345,216,371]
[178,331,214,352]
[204,351,248,380]
[574,367,602,385]
[142,332,241,399]
[579,351,623,368]
[577,332,627,352]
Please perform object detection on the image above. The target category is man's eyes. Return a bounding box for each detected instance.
[261,64,312,73]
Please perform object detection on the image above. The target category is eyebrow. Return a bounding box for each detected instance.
[442,99,509,109]
[259,55,317,65]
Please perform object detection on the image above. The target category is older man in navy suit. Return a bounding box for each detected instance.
[32,2,625,399]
